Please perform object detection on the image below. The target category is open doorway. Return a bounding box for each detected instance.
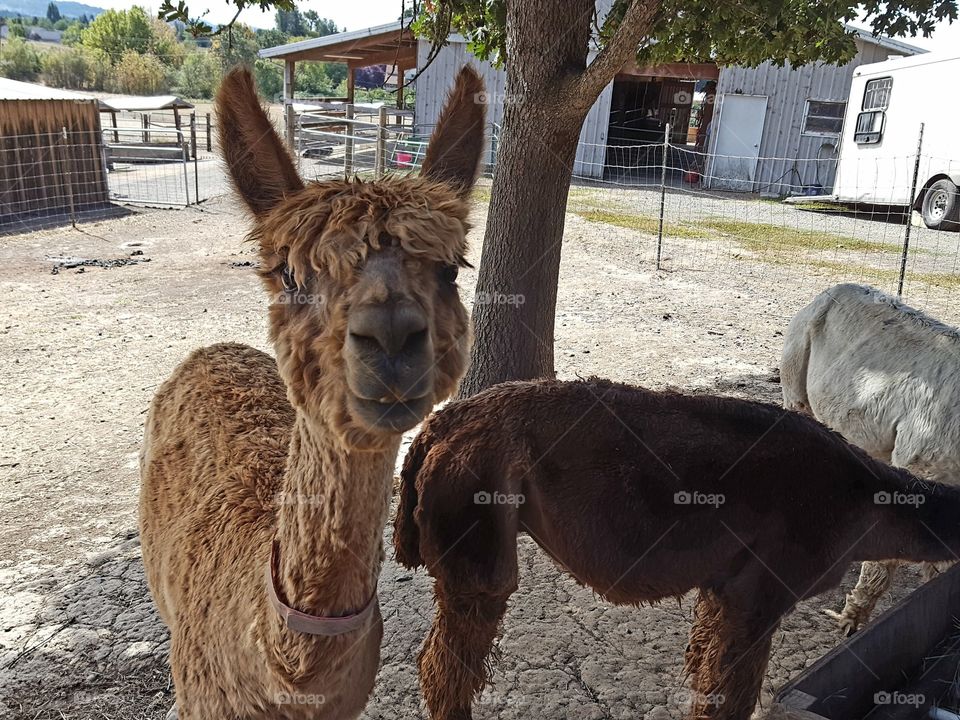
[604,72,714,183]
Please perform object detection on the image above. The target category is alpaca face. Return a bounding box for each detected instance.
[216,66,485,446]
[257,178,472,439]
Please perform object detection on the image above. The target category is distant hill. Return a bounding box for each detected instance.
[0,0,104,18]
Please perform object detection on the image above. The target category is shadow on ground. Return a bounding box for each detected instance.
[0,529,171,720]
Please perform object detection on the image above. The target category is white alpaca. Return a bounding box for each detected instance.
[781,282,960,634]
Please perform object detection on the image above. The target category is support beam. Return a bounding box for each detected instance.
[283,59,296,151]
[346,64,356,105]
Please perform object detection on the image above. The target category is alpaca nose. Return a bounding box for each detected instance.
[349,302,429,358]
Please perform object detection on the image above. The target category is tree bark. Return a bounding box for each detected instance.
[457,0,658,398]
[457,0,596,398]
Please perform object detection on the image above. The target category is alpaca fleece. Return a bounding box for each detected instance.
[395,378,960,720]
[140,65,485,719]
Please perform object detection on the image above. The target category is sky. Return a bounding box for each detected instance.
[90,0,960,53]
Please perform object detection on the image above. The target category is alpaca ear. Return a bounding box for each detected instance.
[421,65,486,198]
[216,67,304,216]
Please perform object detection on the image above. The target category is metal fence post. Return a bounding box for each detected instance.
[898,123,925,297]
[656,123,671,271]
[375,106,387,179]
[182,130,191,206]
[60,127,76,227]
[189,113,197,159]
[344,104,355,178]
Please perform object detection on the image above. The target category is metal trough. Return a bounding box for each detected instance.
[773,564,960,719]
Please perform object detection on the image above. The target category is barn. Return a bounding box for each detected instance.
[0,78,111,225]
[261,19,924,196]
[708,28,923,195]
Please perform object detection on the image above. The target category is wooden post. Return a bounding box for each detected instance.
[396,65,405,127]
[344,103,354,177]
[174,108,181,133]
[141,114,149,144]
[205,112,212,152]
[346,64,355,105]
[110,110,119,143]
[284,59,296,152]
[375,106,387,178]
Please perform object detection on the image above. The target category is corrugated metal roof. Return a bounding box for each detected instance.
[99,95,194,111]
[0,77,96,102]
[0,81,195,112]
[259,21,407,59]
[844,24,927,56]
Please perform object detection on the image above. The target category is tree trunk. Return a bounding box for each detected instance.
[457,0,596,398]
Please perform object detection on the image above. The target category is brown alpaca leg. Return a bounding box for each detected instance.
[418,589,510,720]
[684,587,790,720]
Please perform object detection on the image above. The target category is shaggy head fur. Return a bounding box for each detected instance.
[216,66,485,449]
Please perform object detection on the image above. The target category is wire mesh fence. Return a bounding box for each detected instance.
[2,113,958,330]
[563,132,960,326]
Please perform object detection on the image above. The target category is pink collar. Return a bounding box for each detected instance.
[265,540,379,636]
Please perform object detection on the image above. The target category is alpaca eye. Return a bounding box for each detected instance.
[280,266,297,292]
[439,264,459,285]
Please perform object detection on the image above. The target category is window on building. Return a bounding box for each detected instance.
[803,100,846,136]
[855,77,893,144]
[863,77,893,110]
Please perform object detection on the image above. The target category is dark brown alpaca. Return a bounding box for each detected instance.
[394,379,960,720]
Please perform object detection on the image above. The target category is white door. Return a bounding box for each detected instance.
[709,94,768,191]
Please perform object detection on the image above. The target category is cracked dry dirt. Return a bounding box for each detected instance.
[1,190,948,719]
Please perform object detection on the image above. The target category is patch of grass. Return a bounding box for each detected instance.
[913,271,960,290]
[572,208,703,239]
[471,185,491,204]
[699,217,900,255]
[792,201,854,212]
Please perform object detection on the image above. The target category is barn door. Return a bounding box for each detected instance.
[709,94,768,191]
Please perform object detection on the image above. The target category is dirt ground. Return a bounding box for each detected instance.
[1,184,955,719]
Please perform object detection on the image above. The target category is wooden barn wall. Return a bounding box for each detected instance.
[414,38,613,179]
[0,99,109,221]
[711,39,897,195]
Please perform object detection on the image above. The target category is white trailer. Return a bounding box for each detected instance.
[831,50,960,229]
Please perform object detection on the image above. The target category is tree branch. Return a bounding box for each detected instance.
[568,0,661,104]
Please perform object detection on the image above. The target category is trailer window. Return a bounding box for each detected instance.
[862,77,893,111]
[803,100,846,136]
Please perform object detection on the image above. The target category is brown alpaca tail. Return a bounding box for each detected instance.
[393,429,432,569]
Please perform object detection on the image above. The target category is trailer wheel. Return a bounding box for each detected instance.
[921,179,960,230]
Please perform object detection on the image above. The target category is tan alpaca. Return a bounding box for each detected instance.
[139,66,485,719]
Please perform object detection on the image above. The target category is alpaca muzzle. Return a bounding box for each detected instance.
[265,540,378,636]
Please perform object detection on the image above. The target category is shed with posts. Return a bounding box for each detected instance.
[0,78,111,224]
[259,22,417,152]
[260,6,927,195]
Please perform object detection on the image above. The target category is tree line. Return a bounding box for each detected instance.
[0,5,399,102]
